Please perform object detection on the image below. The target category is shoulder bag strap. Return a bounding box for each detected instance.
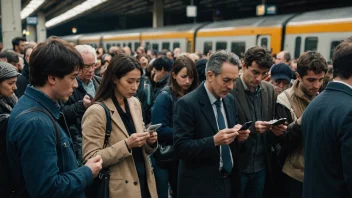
[96,102,112,149]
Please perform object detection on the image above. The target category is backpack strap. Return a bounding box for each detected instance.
[16,108,60,151]
[96,102,112,148]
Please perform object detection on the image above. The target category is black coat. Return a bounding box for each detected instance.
[15,63,29,98]
[173,83,241,198]
[302,82,352,198]
[61,76,101,164]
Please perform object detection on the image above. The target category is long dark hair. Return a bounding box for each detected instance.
[168,55,199,97]
[93,54,142,102]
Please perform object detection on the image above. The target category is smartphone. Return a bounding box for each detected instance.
[147,123,162,132]
[269,118,287,126]
[239,121,253,131]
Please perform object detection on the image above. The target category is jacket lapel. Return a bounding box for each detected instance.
[260,84,269,120]
[198,83,218,134]
[128,98,144,134]
[104,98,129,138]
[233,78,251,121]
[223,96,235,127]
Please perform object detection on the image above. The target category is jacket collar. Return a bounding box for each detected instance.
[325,81,352,97]
[155,73,170,88]
[103,97,141,138]
[24,85,61,119]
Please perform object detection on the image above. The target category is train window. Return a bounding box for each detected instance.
[128,42,132,49]
[261,38,268,49]
[112,43,116,46]
[162,42,170,50]
[152,43,159,51]
[231,42,246,57]
[146,42,151,50]
[203,41,213,55]
[106,43,111,51]
[330,41,342,60]
[134,42,140,50]
[294,37,302,59]
[304,37,318,51]
[216,42,227,51]
[187,40,191,53]
[173,42,180,49]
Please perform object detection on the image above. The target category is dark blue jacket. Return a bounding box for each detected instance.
[302,82,352,198]
[6,86,93,198]
[151,86,177,145]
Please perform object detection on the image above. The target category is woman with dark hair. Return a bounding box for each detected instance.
[82,54,158,198]
[151,55,199,198]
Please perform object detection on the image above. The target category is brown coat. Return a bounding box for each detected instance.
[82,97,158,198]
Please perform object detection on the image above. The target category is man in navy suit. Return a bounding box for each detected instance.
[302,38,352,198]
[174,50,250,198]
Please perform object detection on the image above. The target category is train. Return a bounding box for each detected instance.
[60,6,352,61]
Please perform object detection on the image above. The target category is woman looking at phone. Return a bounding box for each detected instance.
[82,54,158,198]
[151,55,199,198]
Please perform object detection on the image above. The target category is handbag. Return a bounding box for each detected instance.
[86,102,112,198]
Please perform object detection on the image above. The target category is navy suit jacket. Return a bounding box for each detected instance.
[173,82,241,198]
[302,82,352,198]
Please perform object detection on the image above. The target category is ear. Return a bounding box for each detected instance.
[296,72,301,81]
[206,71,214,82]
[47,75,56,86]
[113,77,119,85]
[172,72,177,79]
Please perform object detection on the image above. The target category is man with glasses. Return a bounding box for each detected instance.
[61,45,102,165]
[230,46,287,198]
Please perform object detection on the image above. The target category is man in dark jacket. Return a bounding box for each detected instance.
[230,46,286,198]
[61,44,101,165]
[152,56,173,98]
[302,38,352,198]
[6,37,102,198]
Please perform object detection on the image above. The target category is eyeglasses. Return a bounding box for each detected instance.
[83,62,97,70]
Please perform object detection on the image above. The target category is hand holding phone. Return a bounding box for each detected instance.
[146,123,162,132]
[269,118,287,126]
[239,121,253,131]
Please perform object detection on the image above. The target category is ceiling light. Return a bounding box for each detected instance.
[45,0,108,28]
[21,0,45,20]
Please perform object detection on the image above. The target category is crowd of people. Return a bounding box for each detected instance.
[0,35,351,198]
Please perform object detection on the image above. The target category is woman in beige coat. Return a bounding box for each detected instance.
[82,54,158,198]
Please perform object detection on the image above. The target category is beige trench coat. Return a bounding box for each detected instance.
[82,97,157,198]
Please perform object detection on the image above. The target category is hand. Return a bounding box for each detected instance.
[214,128,239,146]
[147,132,158,146]
[125,132,150,149]
[270,124,287,136]
[297,117,302,126]
[85,155,103,178]
[83,95,92,109]
[235,124,250,142]
[255,121,271,133]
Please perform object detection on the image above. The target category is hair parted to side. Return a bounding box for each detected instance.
[29,36,84,87]
[206,50,241,75]
[93,53,143,102]
[296,51,328,78]
[332,39,352,79]
[168,55,199,97]
[244,46,273,69]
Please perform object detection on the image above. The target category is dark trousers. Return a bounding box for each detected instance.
[240,169,267,198]
[151,156,178,198]
[286,175,303,198]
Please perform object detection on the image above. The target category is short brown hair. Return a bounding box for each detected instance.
[29,37,84,86]
[169,55,199,97]
[296,51,328,78]
[244,46,272,69]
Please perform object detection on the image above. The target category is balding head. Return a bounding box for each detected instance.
[275,51,291,65]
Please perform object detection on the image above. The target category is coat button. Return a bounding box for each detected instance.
[125,180,128,184]
[133,181,138,185]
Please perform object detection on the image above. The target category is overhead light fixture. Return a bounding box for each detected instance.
[45,0,108,28]
[21,0,46,19]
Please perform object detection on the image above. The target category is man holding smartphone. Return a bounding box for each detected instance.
[230,46,287,198]
[174,50,250,198]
